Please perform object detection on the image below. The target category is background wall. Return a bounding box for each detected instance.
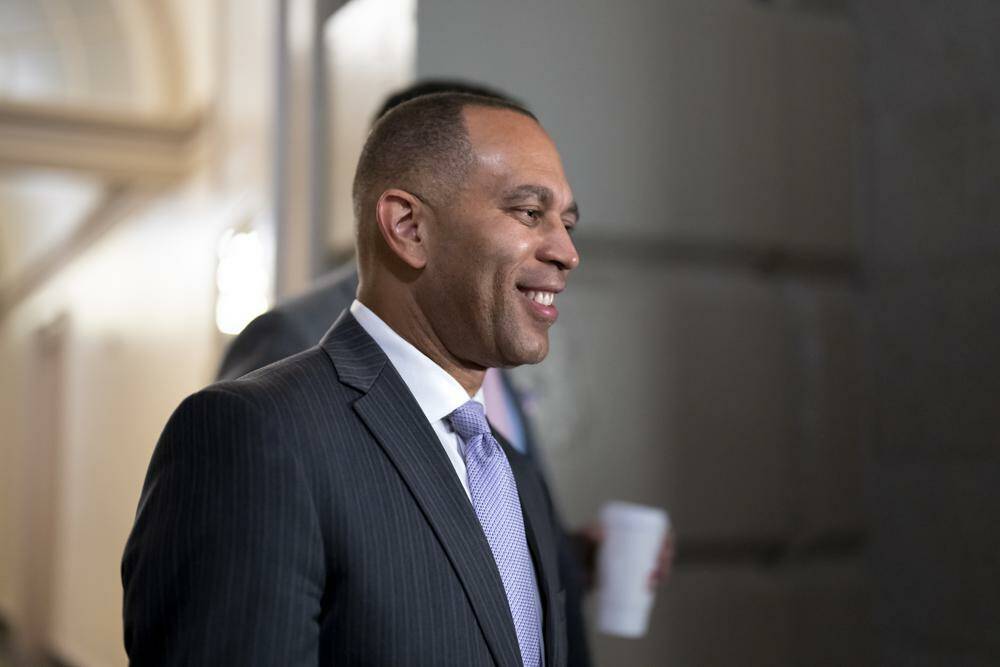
[1,184,224,666]
[852,2,1000,664]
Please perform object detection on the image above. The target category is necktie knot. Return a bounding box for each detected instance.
[448,400,492,442]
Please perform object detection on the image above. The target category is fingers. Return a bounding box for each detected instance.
[648,529,676,589]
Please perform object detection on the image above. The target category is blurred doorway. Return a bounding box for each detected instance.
[18,313,69,662]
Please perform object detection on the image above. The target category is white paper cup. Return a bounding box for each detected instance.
[596,501,670,638]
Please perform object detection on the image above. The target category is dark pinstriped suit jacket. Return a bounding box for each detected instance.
[214,265,591,667]
[122,312,567,666]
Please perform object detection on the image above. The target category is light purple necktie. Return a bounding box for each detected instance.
[449,400,541,667]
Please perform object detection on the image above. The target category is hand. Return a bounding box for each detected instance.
[648,528,676,588]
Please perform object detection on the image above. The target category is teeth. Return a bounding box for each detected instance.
[525,290,554,306]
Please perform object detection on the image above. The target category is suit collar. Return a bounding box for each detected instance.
[319,310,387,392]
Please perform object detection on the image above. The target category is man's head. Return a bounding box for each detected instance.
[353,93,579,383]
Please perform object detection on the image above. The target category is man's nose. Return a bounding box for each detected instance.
[539,218,580,271]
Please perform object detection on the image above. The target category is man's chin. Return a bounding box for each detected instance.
[501,336,549,367]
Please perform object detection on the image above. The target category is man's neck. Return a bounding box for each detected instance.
[358,294,485,397]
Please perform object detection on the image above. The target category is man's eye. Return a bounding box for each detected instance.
[516,208,542,223]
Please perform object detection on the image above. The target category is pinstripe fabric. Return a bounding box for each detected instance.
[122,311,567,666]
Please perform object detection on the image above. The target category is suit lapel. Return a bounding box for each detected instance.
[321,314,523,667]
[499,432,563,667]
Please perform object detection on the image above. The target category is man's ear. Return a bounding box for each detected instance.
[374,189,428,269]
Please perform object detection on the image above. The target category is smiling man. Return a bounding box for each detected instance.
[122,93,579,666]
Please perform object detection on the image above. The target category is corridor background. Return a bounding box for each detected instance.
[1,0,997,665]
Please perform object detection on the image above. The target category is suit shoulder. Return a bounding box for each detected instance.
[169,383,259,424]
[223,345,356,409]
[170,349,334,438]
[151,356,348,483]
[161,383,275,446]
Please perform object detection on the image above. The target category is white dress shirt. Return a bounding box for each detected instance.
[350,299,481,499]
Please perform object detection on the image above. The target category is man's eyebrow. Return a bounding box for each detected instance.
[501,184,580,221]
[500,184,553,204]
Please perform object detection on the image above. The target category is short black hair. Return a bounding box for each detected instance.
[352,92,537,255]
[373,79,526,122]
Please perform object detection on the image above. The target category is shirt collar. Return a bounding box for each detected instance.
[350,299,485,424]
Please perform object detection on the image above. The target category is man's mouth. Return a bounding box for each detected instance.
[516,285,562,322]
[522,289,555,306]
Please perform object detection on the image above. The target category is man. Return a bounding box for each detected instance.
[123,93,579,665]
[216,81,592,666]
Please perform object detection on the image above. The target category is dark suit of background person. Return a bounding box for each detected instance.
[216,264,592,667]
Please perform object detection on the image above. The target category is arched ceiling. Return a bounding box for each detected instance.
[4,0,147,112]
[0,0,214,312]
[0,0,214,115]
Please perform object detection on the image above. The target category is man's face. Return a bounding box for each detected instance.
[417,106,580,369]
